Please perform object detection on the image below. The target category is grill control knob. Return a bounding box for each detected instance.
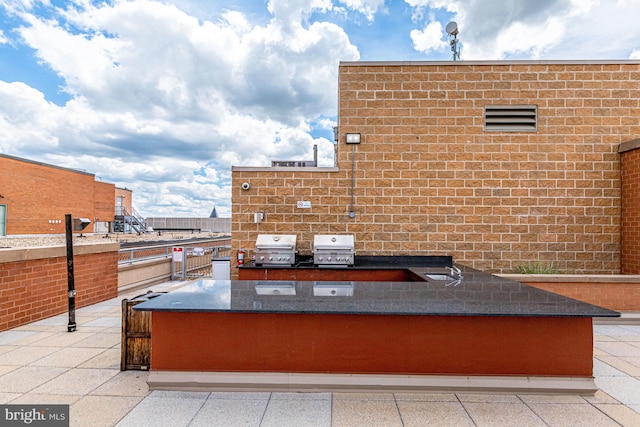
[318,256,323,261]
[268,256,273,261]
[260,256,264,261]
[327,257,332,261]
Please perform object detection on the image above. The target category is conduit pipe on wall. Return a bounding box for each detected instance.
[345,132,360,219]
[349,143,356,218]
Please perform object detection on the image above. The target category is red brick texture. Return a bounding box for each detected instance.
[520,280,640,311]
[0,154,116,235]
[115,188,133,214]
[231,61,640,275]
[0,245,118,332]
[621,146,640,273]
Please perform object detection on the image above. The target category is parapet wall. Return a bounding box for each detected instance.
[0,243,119,331]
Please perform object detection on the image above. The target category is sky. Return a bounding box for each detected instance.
[1,0,639,218]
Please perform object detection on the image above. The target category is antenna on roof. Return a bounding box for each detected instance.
[446,21,461,61]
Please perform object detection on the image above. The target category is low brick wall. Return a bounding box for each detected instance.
[500,274,640,311]
[0,243,119,331]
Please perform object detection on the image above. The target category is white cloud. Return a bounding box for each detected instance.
[410,20,448,54]
[404,0,640,60]
[0,81,62,152]
[0,30,8,44]
[0,0,358,217]
[631,49,640,59]
[338,0,386,21]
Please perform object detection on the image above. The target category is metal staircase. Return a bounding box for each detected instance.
[114,207,148,234]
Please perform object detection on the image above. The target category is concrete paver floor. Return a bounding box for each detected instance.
[0,281,639,426]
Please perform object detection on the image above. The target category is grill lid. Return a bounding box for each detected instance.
[255,234,297,249]
[313,234,354,251]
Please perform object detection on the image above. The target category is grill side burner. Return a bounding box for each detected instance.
[255,234,297,266]
[313,234,355,266]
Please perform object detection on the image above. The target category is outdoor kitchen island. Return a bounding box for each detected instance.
[134,258,619,394]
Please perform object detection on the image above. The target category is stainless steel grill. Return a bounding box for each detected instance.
[255,234,297,266]
[313,234,355,266]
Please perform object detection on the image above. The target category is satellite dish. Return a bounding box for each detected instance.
[446,21,459,36]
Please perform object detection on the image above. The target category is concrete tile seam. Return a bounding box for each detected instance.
[263,392,274,426]
[454,393,480,426]
[519,393,626,427]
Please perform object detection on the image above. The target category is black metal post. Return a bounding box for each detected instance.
[65,214,77,332]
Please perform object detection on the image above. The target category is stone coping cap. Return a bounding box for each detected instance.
[0,242,120,263]
[231,166,339,172]
[340,59,640,67]
[619,138,640,153]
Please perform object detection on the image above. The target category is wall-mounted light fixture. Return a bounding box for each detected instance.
[345,133,361,144]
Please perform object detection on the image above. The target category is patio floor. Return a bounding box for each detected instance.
[0,280,639,426]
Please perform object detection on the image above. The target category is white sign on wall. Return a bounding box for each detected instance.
[297,201,312,209]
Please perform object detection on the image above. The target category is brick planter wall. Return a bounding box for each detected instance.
[0,243,119,331]
[500,274,640,311]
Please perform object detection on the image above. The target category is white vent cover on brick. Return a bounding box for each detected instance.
[484,105,537,132]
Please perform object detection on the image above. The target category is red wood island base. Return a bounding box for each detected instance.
[133,268,618,394]
[150,311,593,377]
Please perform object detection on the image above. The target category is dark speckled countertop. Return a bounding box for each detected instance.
[134,264,619,318]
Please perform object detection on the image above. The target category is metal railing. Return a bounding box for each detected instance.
[170,244,232,280]
[118,237,231,266]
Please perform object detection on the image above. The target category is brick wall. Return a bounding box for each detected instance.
[231,60,640,275]
[620,139,640,273]
[0,243,119,331]
[0,154,117,235]
[500,274,640,311]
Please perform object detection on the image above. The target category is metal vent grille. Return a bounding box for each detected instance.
[484,105,537,132]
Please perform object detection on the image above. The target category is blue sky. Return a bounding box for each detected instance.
[1,0,639,218]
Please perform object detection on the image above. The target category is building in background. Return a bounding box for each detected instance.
[0,153,139,236]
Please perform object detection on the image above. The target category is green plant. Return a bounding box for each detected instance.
[513,261,559,274]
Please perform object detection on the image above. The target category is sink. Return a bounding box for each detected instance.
[423,267,463,287]
[425,274,453,281]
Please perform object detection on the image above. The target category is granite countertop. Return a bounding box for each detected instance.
[244,255,454,269]
[134,264,619,318]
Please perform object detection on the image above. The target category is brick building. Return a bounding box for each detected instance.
[231,60,640,275]
[0,154,124,235]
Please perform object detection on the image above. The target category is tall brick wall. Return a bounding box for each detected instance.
[0,154,117,235]
[0,243,119,331]
[620,139,640,273]
[231,60,640,275]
